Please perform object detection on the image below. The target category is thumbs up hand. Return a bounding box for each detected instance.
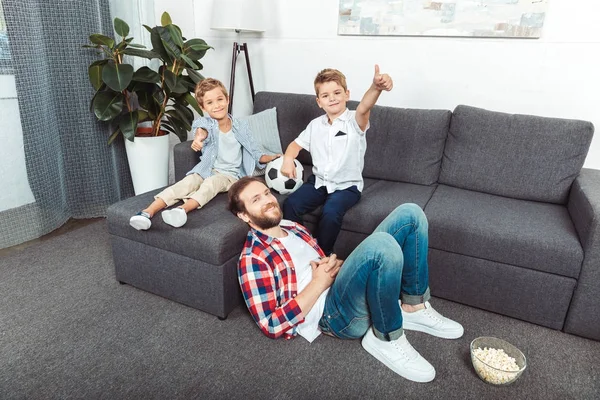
[373,64,393,92]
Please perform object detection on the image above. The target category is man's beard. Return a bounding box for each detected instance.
[248,202,282,230]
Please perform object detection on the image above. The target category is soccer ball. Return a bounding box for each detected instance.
[265,157,304,195]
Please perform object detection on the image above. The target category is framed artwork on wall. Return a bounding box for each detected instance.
[338,0,548,38]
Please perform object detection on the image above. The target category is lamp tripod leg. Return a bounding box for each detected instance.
[242,43,256,103]
[228,42,239,115]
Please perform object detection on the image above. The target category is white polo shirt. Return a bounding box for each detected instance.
[294,109,369,193]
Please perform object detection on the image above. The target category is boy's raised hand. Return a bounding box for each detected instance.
[191,128,208,152]
[373,64,393,92]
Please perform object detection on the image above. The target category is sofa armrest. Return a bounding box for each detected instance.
[174,140,199,182]
[565,168,600,340]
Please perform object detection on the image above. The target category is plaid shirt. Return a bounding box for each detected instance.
[238,220,326,339]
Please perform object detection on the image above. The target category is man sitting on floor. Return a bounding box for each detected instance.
[228,177,464,383]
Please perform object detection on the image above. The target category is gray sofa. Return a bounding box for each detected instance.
[107,91,600,341]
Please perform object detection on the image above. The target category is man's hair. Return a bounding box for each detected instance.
[314,68,347,95]
[194,78,229,107]
[227,176,264,215]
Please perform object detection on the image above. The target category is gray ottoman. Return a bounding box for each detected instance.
[106,189,249,319]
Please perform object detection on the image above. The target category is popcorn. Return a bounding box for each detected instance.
[472,346,521,385]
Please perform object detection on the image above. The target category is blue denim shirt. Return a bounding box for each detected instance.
[187,115,265,178]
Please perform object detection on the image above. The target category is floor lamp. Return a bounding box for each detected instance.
[211,0,266,114]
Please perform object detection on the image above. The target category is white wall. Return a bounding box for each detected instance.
[155,0,600,169]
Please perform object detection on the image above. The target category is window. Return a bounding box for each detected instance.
[0,0,12,74]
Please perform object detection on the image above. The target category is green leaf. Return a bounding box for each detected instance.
[114,18,130,37]
[184,92,202,115]
[126,43,147,49]
[108,127,121,145]
[89,34,114,48]
[184,39,211,60]
[117,111,139,141]
[163,69,177,93]
[167,24,184,48]
[180,54,198,69]
[179,75,197,91]
[185,68,204,84]
[157,26,182,60]
[142,24,152,33]
[88,64,104,90]
[122,48,160,59]
[150,27,172,63]
[137,110,149,122]
[170,103,193,128]
[93,91,124,121]
[161,12,172,27]
[166,109,192,130]
[102,61,134,91]
[166,114,189,143]
[133,66,161,83]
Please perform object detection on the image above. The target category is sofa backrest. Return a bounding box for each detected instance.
[439,105,594,204]
[253,91,451,186]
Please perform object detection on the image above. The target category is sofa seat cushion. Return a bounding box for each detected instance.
[425,185,584,278]
[303,179,437,235]
[107,189,249,265]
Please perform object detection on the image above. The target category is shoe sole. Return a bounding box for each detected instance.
[130,216,151,231]
[361,335,435,383]
[162,210,186,228]
[402,321,464,339]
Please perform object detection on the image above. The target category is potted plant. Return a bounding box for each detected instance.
[84,12,212,194]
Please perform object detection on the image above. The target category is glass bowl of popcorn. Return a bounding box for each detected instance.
[470,336,527,385]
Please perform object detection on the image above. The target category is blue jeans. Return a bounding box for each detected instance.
[318,203,431,341]
[283,175,361,255]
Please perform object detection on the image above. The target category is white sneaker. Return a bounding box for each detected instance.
[361,327,435,383]
[161,208,188,228]
[401,301,464,339]
[130,211,151,230]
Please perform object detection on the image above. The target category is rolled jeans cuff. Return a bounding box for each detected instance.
[401,287,431,306]
[373,326,404,342]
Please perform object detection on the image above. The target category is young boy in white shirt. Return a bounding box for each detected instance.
[280,66,393,254]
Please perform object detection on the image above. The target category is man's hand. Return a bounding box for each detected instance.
[373,64,393,92]
[280,156,297,179]
[191,128,208,152]
[311,254,343,281]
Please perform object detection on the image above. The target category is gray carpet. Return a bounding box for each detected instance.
[0,220,598,400]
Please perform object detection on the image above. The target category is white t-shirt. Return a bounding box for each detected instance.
[278,229,329,343]
[213,129,242,178]
[294,109,369,193]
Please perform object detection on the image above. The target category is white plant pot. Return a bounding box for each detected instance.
[124,135,170,195]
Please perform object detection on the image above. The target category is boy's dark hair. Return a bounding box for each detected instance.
[314,68,348,95]
[227,176,264,215]
[194,78,229,107]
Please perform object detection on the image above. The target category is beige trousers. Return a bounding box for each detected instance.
[155,172,238,209]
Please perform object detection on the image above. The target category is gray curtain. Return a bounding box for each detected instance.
[1,0,134,249]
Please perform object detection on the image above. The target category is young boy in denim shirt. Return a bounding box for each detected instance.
[280,65,393,254]
[130,78,280,230]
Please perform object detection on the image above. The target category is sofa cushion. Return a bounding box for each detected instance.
[439,105,594,204]
[239,107,283,176]
[107,189,249,265]
[254,91,451,186]
[303,178,437,235]
[254,91,325,167]
[362,107,450,185]
[425,185,584,278]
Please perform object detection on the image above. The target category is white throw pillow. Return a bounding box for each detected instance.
[239,107,283,176]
